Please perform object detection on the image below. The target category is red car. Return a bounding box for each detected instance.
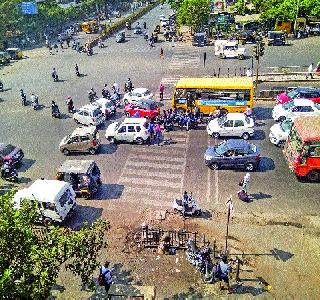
[125,100,160,118]
[276,87,320,104]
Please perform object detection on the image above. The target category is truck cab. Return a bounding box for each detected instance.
[215,40,246,59]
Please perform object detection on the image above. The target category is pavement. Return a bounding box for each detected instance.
[1,3,320,298]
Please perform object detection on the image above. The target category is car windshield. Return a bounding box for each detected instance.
[218,116,227,126]
[0,144,16,156]
[92,108,101,117]
[314,103,320,110]
[144,90,151,96]
[280,120,292,132]
[215,142,227,155]
[283,101,295,110]
[287,90,299,99]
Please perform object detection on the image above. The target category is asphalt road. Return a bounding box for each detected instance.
[1,4,320,220]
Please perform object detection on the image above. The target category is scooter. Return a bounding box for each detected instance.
[21,94,27,106]
[32,96,40,110]
[173,192,201,217]
[52,73,59,82]
[52,105,61,118]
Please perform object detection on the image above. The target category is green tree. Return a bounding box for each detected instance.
[176,0,210,31]
[0,191,110,298]
[163,0,184,10]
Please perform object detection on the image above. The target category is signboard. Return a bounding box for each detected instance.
[21,2,38,15]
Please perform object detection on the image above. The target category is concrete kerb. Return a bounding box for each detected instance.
[87,1,161,48]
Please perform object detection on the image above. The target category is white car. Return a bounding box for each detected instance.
[93,98,116,118]
[123,88,153,104]
[73,104,105,126]
[272,98,320,122]
[269,119,292,146]
[214,40,246,59]
[207,113,255,139]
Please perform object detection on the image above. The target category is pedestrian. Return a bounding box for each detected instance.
[75,64,80,76]
[48,45,53,55]
[306,63,314,79]
[99,261,113,295]
[160,47,164,59]
[54,43,58,53]
[159,82,164,101]
[155,122,162,146]
[244,105,253,117]
[143,21,147,29]
[148,120,155,145]
[66,38,70,47]
[241,172,251,194]
[246,67,252,77]
[217,255,232,293]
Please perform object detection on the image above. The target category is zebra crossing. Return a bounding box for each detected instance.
[118,131,189,208]
[168,53,200,70]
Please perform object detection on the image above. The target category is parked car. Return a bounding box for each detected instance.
[13,180,76,223]
[105,118,149,144]
[207,113,255,139]
[93,98,116,118]
[269,119,292,146]
[276,87,320,104]
[116,31,125,43]
[123,88,153,104]
[133,26,142,34]
[272,98,320,122]
[125,100,160,118]
[0,143,24,167]
[73,104,105,126]
[204,139,261,171]
[6,48,23,60]
[59,126,100,155]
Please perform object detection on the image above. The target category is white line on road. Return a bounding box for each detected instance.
[206,135,211,204]
[180,131,190,194]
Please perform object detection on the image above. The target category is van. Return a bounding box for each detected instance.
[105,117,149,144]
[13,179,76,223]
[59,126,100,155]
[73,104,105,126]
[192,32,208,47]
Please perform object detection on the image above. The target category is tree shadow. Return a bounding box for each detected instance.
[252,129,265,140]
[94,183,124,200]
[254,107,273,120]
[65,204,103,230]
[0,182,16,195]
[18,176,32,184]
[171,287,203,299]
[19,158,36,172]
[232,283,267,296]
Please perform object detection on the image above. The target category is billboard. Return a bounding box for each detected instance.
[20,2,38,15]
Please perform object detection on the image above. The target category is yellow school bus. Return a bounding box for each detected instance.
[172,77,254,114]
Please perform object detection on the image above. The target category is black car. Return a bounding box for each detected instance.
[267,31,285,46]
[0,143,24,167]
[204,139,260,171]
[238,30,256,44]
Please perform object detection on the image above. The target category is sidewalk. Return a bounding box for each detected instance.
[259,73,320,82]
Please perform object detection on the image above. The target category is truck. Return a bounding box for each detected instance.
[214,40,246,59]
[283,115,320,182]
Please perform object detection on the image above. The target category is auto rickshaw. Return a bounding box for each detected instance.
[116,31,125,43]
[80,20,99,34]
[6,48,23,60]
[126,22,132,30]
[55,160,101,199]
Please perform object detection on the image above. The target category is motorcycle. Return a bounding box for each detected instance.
[52,104,61,118]
[173,192,201,217]
[52,73,59,82]
[1,164,18,182]
[32,97,40,110]
[110,92,121,107]
[164,118,174,131]
[186,239,212,274]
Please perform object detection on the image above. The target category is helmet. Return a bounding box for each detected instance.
[67,96,72,99]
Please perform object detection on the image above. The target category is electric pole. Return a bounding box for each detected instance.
[253,38,265,95]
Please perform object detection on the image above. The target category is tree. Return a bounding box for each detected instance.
[163,0,184,11]
[0,191,110,298]
[176,0,210,31]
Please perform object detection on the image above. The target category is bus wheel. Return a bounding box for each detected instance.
[307,170,320,182]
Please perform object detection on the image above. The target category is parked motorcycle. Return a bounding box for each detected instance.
[173,192,201,217]
[186,239,212,274]
[51,102,61,118]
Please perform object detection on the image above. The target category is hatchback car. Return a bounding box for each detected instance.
[276,87,320,104]
[59,126,100,155]
[269,119,292,146]
[73,104,105,126]
[0,143,24,167]
[272,98,320,122]
[125,100,160,118]
[123,88,153,104]
[105,118,149,144]
[207,113,254,140]
[93,98,116,119]
[133,26,142,34]
[204,139,260,171]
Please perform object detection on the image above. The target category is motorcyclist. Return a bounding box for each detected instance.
[66,96,74,113]
[102,84,110,99]
[112,82,120,95]
[51,100,60,117]
[30,93,39,110]
[88,88,97,102]
[75,64,80,76]
[127,78,133,92]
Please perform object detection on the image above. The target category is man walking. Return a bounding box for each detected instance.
[160,47,164,59]
[99,261,113,295]
[159,82,164,101]
[241,172,251,194]
[155,122,162,146]
[306,63,314,79]
[148,120,155,145]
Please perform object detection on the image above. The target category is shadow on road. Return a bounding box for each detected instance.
[248,192,272,201]
[252,129,265,140]
[66,204,103,229]
[98,144,118,155]
[258,157,275,172]
[19,158,36,173]
[95,183,124,200]
[254,107,273,120]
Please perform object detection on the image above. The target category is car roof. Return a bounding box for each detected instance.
[96,98,112,105]
[225,113,247,120]
[123,117,147,124]
[225,41,238,46]
[224,139,252,150]
[58,160,96,174]
[71,126,96,136]
[79,104,100,111]
[292,98,315,106]
[137,99,156,104]
[295,87,320,93]
[133,88,149,93]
